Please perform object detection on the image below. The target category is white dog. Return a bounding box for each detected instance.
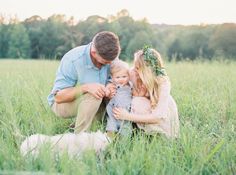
[20,131,111,158]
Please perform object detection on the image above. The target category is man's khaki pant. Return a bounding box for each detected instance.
[51,93,105,133]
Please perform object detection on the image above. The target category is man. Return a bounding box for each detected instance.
[47,31,120,133]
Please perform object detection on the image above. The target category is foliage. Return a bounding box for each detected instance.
[0,10,236,60]
[143,45,166,76]
[23,15,44,58]
[0,24,10,57]
[7,23,30,58]
[209,23,236,59]
[167,26,214,60]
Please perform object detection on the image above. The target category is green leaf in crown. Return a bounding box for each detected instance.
[142,45,167,76]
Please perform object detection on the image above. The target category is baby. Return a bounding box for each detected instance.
[105,60,133,137]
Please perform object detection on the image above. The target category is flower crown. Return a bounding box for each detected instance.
[142,45,167,76]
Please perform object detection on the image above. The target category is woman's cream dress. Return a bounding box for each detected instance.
[131,73,179,138]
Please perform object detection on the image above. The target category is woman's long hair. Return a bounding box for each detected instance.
[134,48,168,108]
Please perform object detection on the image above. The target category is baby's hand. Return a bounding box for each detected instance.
[105,88,111,98]
[105,83,116,99]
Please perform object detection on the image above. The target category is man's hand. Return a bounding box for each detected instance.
[105,83,116,99]
[83,83,106,99]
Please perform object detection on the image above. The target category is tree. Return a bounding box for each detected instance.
[126,31,152,60]
[55,25,83,59]
[23,15,44,58]
[76,15,110,45]
[110,10,156,60]
[7,23,30,58]
[38,14,68,58]
[0,24,10,58]
[167,26,214,60]
[209,23,236,58]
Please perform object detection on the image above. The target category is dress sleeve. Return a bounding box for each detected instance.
[151,80,171,119]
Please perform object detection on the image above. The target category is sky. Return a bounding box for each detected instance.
[0,0,236,25]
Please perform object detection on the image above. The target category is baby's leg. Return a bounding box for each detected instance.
[119,121,132,136]
[106,102,119,133]
[119,105,132,136]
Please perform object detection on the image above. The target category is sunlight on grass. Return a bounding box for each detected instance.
[0,59,235,174]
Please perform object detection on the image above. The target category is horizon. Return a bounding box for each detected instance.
[0,0,236,25]
[1,12,235,26]
[1,12,236,26]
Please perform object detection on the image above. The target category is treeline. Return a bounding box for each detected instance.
[0,9,236,61]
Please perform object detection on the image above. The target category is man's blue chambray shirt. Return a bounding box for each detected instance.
[47,43,110,107]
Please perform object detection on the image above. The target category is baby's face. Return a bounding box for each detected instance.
[112,70,129,86]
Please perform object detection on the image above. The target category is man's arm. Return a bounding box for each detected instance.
[54,85,86,104]
[55,83,107,104]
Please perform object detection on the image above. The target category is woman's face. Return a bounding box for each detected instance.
[133,59,140,79]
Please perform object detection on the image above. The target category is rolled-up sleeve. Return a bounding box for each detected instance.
[151,81,170,119]
[52,55,78,94]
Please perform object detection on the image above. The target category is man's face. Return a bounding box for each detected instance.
[96,53,112,65]
[91,50,112,68]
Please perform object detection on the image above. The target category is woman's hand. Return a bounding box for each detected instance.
[113,107,130,120]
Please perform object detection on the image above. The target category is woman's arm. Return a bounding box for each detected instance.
[113,108,162,124]
[113,78,170,124]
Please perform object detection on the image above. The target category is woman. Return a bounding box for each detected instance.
[113,46,179,138]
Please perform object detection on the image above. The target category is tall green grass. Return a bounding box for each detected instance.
[0,59,235,174]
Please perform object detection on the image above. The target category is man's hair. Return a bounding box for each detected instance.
[93,31,120,61]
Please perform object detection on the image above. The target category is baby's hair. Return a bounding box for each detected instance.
[110,60,129,75]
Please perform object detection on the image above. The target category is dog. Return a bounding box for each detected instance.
[20,131,111,158]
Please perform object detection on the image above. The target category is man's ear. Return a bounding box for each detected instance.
[91,50,96,58]
[91,44,97,57]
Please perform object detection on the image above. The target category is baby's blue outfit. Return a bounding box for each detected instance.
[106,83,133,135]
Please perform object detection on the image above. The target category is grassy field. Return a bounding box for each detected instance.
[0,59,235,174]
